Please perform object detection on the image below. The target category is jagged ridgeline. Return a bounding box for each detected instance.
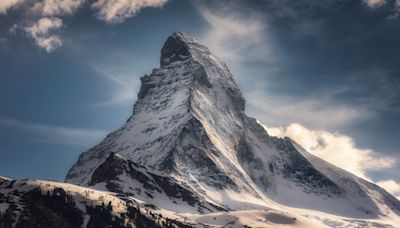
[2,32,400,228]
[65,32,400,217]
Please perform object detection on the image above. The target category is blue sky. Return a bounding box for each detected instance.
[0,0,399,197]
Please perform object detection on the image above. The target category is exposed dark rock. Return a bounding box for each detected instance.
[90,152,124,186]
[277,138,342,193]
[138,75,158,99]
[2,188,84,228]
[160,32,192,67]
[0,182,196,228]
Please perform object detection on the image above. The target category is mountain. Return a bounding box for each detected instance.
[2,32,400,227]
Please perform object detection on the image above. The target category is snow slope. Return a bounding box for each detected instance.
[2,176,398,228]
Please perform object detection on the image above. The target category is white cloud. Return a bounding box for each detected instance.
[2,0,170,51]
[246,90,368,130]
[25,17,63,36]
[32,0,85,16]
[35,35,62,52]
[92,71,140,106]
[199,6,275,62]
[260,122,396,180]
[24,17,63,52]
[91,0,168,23]
[0,118,107,146]
[362,0,400,18]
[363,0,386,8]
[0,0,24,14]
[377,180,400,200]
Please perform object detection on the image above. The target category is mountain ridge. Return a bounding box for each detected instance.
[2,32,400,227]
[66,32,400,218]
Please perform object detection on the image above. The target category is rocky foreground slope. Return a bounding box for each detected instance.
[1,32,400,227]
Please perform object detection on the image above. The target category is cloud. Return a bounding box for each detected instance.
[393,0,400,18]
[9,0,85,52]
[263,119,400,195]
[246,90,369,130]
[199,5,275,62]
[91,71,140,106]
[260,122,396,180]
[3,0,169,51]
[363,0,386,8]
[91,0,168,23]
[0,118,107,146]
[0,0,24,14]
[24,17,63,52]
[3,0,399,52]
[31,0,85,16]
[362,0,400,18]
[377,180,400,200]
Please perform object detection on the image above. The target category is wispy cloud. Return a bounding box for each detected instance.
[91,71,140,106]
[198,4,275,62]
[80,58,143,106]
[247,90,369,130]
[92,0,168,23]
[0,118,107,146]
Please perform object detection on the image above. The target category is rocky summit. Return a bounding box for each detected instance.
[2,32,400,227]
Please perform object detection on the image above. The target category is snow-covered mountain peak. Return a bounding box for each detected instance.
[65,32,400,223]
[67,32,246,186]
[160,32,204,67]
[3,32,400,227]
[159,32,245,108]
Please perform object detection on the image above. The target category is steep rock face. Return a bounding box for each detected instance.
[66,32,257,199]
[66,32,400,219]
[88,153,227,213]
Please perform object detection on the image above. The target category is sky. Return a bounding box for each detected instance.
[0,0,399,199]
